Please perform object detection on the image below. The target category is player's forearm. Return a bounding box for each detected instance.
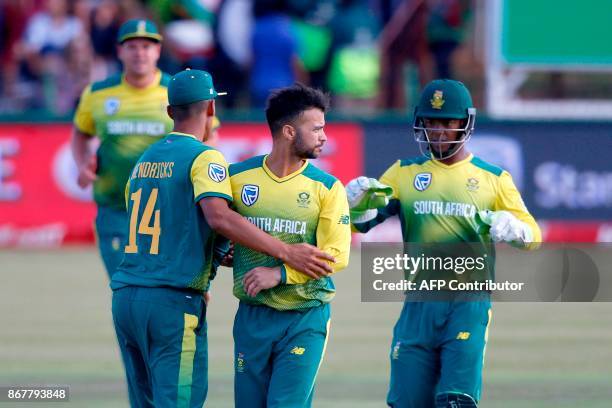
[201,200,290,261]
[283,211,351,284]
[71,128,93,167]
[283,246,348,284]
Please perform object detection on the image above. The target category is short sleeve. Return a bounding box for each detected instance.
[495,171,542,247]
[190,149,233,203]
[379,160,401,200]
[73,85,95,136]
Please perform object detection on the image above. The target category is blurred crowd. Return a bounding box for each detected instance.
[0,0,473,115]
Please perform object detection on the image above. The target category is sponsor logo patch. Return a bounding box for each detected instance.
[414,173,432,191]
[241,184,259,206]
[208,163,227,182]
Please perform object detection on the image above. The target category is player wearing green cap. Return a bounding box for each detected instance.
[111,69,335,407]
[71,19,172,278]
[347,79,541,407]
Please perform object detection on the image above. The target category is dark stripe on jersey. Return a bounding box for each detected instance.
[471,156,503,177]
[91,74,122,92]
[229,155,265,176]
[400,156,429,167]
[302,163,337,190]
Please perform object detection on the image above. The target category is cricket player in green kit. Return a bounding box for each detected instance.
[230,84,352,407]
[72,19,173,278]
[111,70,335,408]
[348,80,541,407]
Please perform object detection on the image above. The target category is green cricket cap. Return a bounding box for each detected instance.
[117,19,162,44]
[415,79,474,119]
[168,69,227,106]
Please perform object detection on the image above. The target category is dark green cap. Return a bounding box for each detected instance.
[168,69,227,106]
[415,79,473,119]
[117,19,162,44]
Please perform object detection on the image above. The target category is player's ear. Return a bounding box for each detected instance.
[281,124,296,141]
[207,100,215,117]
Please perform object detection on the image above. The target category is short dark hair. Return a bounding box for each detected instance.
[265,83,330,134]
[169,100,208,122]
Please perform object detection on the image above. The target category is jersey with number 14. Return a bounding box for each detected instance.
[111,132,232,292]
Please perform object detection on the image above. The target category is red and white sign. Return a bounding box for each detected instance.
[0,123,363,247]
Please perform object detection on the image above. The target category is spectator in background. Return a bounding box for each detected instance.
[58,35,94,112]
[426,0,472,79]
[89,0,121,80]
[19,0,83,66]
[152,0,217,73]
[15,0,83,111]
[378,0,432,110]
[288,0,336,91]
[326,0,381,112]
[0,0,42,111]
[250,0,306,107]
[208,0,252,108]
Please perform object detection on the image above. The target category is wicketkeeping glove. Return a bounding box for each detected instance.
[476,210,533,246]
[346,177,393,223]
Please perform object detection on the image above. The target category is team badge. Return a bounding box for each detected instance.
[236,352,246,373]
[208,163,227,182]
[466,177,479,192]
[290,346,306,355]
[241,184,259,206]
[104,98,120,115]
[414,173,432,191]
[430,90,445,110]
[297,192,311,208]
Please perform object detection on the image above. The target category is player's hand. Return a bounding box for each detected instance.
[77,155,97,188]
[203,291,211,305]
[488,211,533,244]
[346,177,393,223]
[220,243,234,267]
[282,243,334,279]
[243,266,281,297]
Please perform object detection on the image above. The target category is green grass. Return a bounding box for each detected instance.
[1,248,611,407]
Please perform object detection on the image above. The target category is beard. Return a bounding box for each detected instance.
[292,130,319,159]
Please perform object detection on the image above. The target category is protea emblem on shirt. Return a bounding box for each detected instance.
[297,192,311,208]
[104,98,120,115]
[466,177,479,192]
[208,163,226,182]
[414,172,432,191]
[241,184,259,206]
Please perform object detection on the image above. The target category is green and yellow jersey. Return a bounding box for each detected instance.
[111,132,232,292]
[229,155,351,311]
[73,70,173,210]
[354,154,541,281]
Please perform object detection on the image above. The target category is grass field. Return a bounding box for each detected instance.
[1,248,612,407]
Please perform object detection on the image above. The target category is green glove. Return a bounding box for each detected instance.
[346,177,393,222]
[475,210,493,235]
